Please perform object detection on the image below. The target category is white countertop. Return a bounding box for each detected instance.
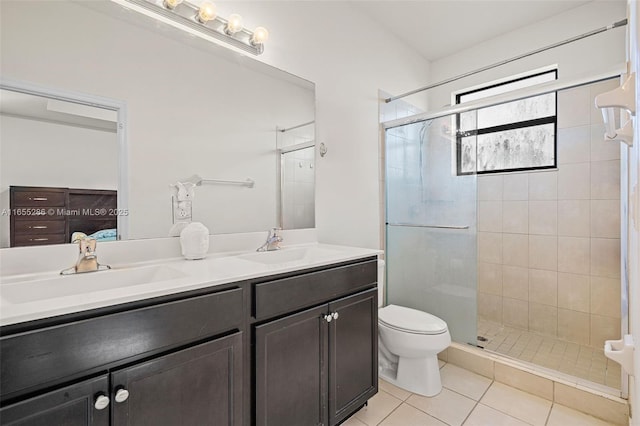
[0,243,381,326]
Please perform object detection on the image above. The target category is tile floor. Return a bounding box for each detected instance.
[344,361,616,426]
[477,319,621,390]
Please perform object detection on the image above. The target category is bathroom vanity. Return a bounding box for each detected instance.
[0,244,378,426]
[253,259,378,426]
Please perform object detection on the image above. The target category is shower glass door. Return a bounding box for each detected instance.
[385,114,478,345]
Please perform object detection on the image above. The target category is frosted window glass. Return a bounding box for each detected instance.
[456,69,557,174]
[460,136,477,174]
[476,93,555,128]
[476,123,555,172]
[459,111,476,132]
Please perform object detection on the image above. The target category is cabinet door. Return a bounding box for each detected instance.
[255,305,328,426]
[111,332,242,426]
[0,375,109,426]
[328,288,378,426]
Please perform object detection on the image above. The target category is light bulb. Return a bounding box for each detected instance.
[196,1,216,23]
[225,14,243,34]
[163,0,183,10]
[250,26,269,45]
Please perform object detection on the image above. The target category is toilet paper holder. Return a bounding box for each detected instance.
[604,334,635,376]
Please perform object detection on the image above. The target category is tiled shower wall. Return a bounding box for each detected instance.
[477,79,622,349]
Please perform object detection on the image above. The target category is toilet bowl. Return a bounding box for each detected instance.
[378,305,451,396]
[377,261,451,397]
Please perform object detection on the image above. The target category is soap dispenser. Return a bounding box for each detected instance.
[180,222,210,260]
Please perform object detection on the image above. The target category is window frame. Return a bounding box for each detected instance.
[455,69,558,176]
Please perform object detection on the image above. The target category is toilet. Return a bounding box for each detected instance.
[377,261,451,397]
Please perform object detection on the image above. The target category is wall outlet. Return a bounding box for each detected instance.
[172,198,192,223]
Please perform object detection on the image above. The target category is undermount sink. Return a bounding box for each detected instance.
[239,246,342,265]
[1,265,187,304]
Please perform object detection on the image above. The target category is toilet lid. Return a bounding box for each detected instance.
[379,305,448,335]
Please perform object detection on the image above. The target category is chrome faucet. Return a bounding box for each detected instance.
[61,237,111,275]
[257,228,283,252]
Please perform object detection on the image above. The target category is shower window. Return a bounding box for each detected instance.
[456,69,557,175]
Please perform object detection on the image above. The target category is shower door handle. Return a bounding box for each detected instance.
[387,223,469,230]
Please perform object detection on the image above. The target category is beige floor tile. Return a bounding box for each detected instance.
[463,403,529,426]
[341,415,368,426]
[355,390,402,426]
[379,403,447,426]
[480,382,551,426]
[440,364,492,401]
[379,379,412,401]
[406,388,476,426]
[547,404,616,426]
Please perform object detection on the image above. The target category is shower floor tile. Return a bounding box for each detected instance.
[477,319,621,390]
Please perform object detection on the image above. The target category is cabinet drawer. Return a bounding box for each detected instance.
[13,233,67,246]
[253,258,377,321]
[13,220,66,235]
[68,192,117,212]
[0,375,109,426]
[12,191,66,207]
[0,286,244,400]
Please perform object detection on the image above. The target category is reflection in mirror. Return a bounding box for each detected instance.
[277,122,315,229]
[0,89,120,248]
[0,0,315,249]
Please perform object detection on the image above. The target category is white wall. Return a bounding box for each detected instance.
[428,1,627,109]
[0,116,118,247]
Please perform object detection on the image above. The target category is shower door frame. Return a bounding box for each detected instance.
[381,66,631,397]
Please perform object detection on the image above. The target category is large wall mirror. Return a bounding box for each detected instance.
[0,0,315,248]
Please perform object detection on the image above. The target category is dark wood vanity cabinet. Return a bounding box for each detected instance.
[328,289,378,425]
[253,258,378,426]
[1,335,242,426]
[255,304,328,426]
[0,256,378,426]
[0,375,110,426]
[0,286,245,426]
[111,333,243,426]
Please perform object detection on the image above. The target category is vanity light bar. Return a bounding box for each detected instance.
[123,0,268,55]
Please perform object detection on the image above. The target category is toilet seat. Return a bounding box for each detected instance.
[379,304,448,335]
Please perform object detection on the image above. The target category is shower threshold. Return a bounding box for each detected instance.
[477,319,621,392]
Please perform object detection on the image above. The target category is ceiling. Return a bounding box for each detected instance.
[0,89,117,132]
[351,0,594,61]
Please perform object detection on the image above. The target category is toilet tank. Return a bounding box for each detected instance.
[378,259,385,308]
